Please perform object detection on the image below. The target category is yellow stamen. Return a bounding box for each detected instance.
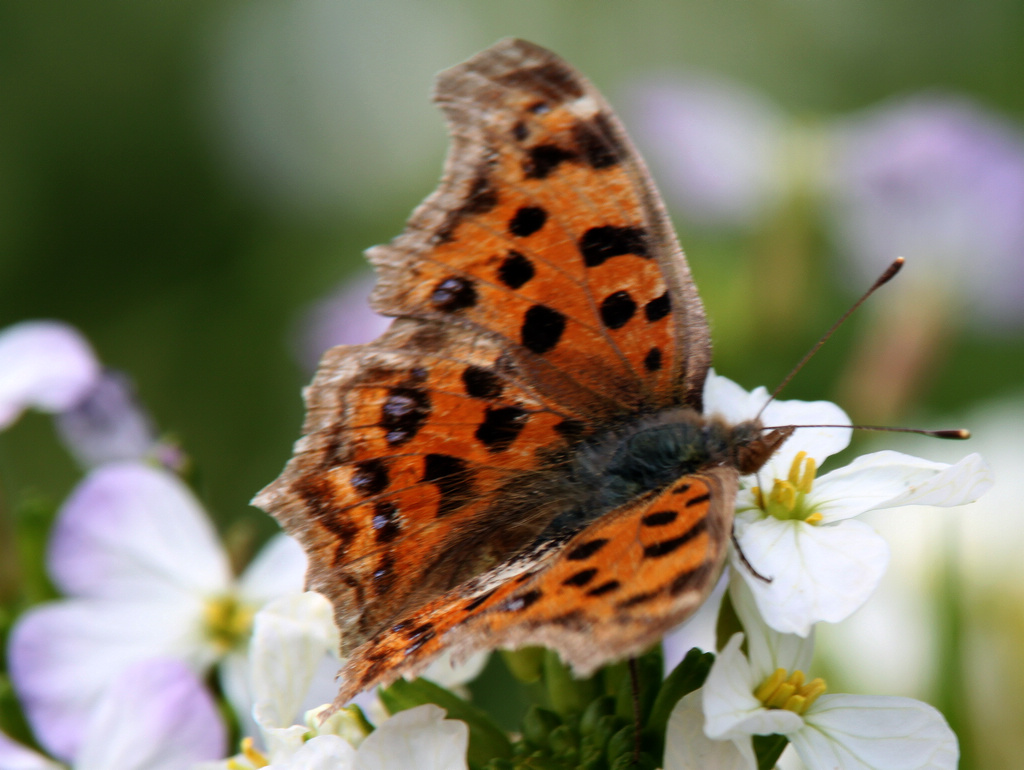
[758,453,823,523]
[756,669,828,716]
[203,594,255,654]
[754,668,787,702]
[238,737,268,768]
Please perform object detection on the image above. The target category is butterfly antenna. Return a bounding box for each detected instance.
[762,424,970,440]
[756,257,905,419]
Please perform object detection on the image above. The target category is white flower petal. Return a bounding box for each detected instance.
[792,694,957,770]
[729,576,814,677]
[48,462,231,600]
[703,372,772,425]
[354,704,468,770]
[252,593,338,735]
[0,320,100,429]
[664,690,756,770]
[733,516,889,635]
[268,735,356,769]
[220,649,259,743]
[758,400,852,479]
[0,732,61,770]
[8,599,209,761]
[702,634,802,740]
[238,534,308,604]
[811,451,993,523]
[702,372,851,477]
[75,659,226,770]
[420,650,489,691]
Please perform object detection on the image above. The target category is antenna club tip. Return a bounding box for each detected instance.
[935,428,970,440]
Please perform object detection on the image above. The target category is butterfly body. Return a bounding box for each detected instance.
[255,38,790,705]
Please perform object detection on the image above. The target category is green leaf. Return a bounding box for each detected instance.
[521,706,562,748]
[753,733,789,770]
[501,646,546,683]
[543,649,599,716]
[646,647,714,741]
[380,678,511,768]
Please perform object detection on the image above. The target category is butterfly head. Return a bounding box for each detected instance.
[729,421,795,476]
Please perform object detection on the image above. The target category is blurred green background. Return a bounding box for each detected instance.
[2,2,1023,767]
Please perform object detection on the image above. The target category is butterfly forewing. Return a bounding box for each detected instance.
[369,38,710,413]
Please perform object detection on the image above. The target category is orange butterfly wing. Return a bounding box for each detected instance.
[255,39,733,702]
[336,469,736,702]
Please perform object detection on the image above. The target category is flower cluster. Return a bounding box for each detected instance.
[0,316,992,770]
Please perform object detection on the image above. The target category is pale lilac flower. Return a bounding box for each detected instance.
[0,321,100,430]
[828,94,1024,328]
[294,274,390,372]
[204,593,469,770]
[625,75,786,227]
[664,579,959,770]
[8,462,308,761]
[54,370,161,469]
[0,659,225,770]
[703,372,992,636]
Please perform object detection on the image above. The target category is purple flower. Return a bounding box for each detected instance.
[623,75,786,227]
[54,370,161,469]
[8,462,309,759]
[293,273,390,373]
[0,321,100,430]
[827,94,1024,328]
[0,659,226,769]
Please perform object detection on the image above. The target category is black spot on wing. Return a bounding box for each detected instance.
[644,347,662,372]
[567,538,609,561]
[523,144,576,179]
[351,458,389,496]
[462,366,503,400]
[586,580,620,597]
[509,206,548,237]
[579,226,649,267]
[476,406,529,452]
[572,114,622,169]
[498,250,535,289]
[642,510,678,527]
[562,568,598,587]
[381,387,431,446]
[520,304,566,354]
[599,290,637,330]
[644,292,671,322]
[422,454,474,517]
[371,501,401,543]
[430,276,478,312]
[642,518,708,559]
[500,588,543,612]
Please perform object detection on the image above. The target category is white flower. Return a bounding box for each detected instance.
[205,593,469,770]
[664,579,959,770]
[8,462,309,760]
[0,321,100,431]
[703,372,994,636]
[0,659,225,770]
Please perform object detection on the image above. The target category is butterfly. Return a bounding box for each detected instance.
[255,38,792,706]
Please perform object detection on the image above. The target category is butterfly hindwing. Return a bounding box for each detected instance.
[257,318,584,647]
[335,467,737,702]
